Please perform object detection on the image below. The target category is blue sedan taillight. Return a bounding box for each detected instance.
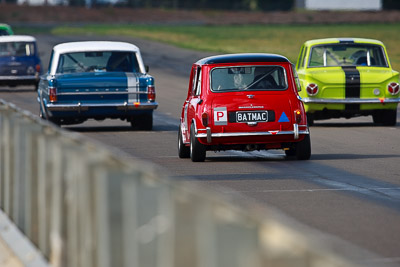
[147,85,155,102]
[49,87,57,102]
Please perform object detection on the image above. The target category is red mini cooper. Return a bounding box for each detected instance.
[178,53,311,162]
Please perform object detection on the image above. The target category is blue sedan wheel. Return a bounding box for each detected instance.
[130,112,153,130]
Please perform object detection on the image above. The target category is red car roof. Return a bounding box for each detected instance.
[196,53,290,65]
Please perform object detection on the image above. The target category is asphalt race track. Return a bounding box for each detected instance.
[1,34,400,265]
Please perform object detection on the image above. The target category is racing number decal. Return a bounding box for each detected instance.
[214,107,228,125]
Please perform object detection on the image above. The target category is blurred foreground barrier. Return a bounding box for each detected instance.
[0,99,381,267]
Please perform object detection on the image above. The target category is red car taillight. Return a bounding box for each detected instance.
[388,82,400,95]
[294,109,302,124]
[147,85,155,102]
[306,83,318,96]
[202,112,209,127]
[49,87,57,102]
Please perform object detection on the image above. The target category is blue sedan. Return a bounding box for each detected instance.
[37,41,158,129]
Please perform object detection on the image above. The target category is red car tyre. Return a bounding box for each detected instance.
[190,124,206,162]
[178,126,190,158]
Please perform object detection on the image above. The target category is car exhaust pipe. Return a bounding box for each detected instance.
[245,144,257,151]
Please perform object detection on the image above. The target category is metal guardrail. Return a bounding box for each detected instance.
[0,99,382,267]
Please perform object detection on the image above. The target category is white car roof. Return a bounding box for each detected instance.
[0,35,36,43]
[53,41,140,54]
[49,41,146,75]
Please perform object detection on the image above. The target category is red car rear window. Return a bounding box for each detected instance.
[210,65,287,92]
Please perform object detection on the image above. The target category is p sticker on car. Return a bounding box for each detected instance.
[214,107,228,125]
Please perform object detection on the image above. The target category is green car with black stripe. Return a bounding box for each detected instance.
[296,38,400,126]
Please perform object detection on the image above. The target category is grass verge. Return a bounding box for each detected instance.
[17,23,400,71]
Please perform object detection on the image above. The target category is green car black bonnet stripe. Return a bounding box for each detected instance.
[339,39,361,111]
[342,66,361,111]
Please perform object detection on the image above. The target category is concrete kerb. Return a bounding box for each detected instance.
[0,209,49,267]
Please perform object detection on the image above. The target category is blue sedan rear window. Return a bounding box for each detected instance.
[56,51,140,74]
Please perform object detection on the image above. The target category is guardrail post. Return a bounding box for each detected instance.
[37,128,57,259]
[0,105,6,210]
[155,183,174,267]
[94,167,111,267]
[121,175,139,267]
[65,145,79,267]
[1,108,13,216]
[77,157,96,267]
[0,105,3,209]
[11,112,23,228]
[24,123,42,246]
[49,138,65,267]
[120,170,174,267]
[196,201,217,267]
[173,187,197,267]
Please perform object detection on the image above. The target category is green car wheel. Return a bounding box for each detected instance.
[373,110,397,126]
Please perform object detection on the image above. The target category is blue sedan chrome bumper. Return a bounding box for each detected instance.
[45,102,158,112]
